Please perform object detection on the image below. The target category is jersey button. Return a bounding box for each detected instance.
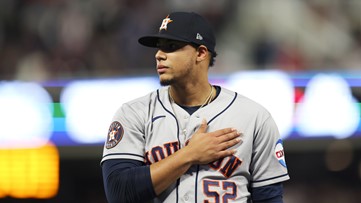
[184,194,189,201]
[182,129,187,135]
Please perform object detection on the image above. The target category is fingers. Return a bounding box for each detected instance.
[212,128,243,151]
[216,149,238,159]
[195,119,242,150]
[187,120,243,165]
[196,119,208,134]
[218,136,242,151]
[212,128,238,137]
[212,128,241,142]
[197,119,241,143]
[196,120,236,138]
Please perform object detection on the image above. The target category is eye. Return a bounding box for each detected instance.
[168,43,179,50]
[157,42,186,53]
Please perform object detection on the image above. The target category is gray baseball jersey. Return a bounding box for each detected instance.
[101,86,290,203]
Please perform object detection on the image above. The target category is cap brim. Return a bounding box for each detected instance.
[138,34,191,48]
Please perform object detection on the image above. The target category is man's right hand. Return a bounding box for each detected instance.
[185,119,242,165]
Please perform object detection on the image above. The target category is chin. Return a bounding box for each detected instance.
[159,78,174,86]
[160,80,172,86]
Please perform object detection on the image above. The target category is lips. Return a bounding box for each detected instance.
[157,65,168,74]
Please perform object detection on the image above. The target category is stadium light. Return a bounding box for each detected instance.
[60,77,159,144]
[0,82,53,148]
[296,73,360,139]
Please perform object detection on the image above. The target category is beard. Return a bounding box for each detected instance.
[159,78,174,86]
[158,61,194,86]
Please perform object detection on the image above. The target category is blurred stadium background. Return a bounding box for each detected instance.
[0,0,361,202]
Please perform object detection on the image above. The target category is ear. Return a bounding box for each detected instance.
[196,45,209,63]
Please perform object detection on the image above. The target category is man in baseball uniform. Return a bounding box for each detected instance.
[101,11,290,203]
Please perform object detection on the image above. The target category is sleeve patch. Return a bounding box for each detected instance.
[106,121,124,149]
[275,139,287,167]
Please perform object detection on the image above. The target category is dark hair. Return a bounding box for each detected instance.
[190,43,217,67]
[209,51,217,67]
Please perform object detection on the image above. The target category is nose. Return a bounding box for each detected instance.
[155,49,166,61]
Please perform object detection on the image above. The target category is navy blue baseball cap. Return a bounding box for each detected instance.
[138,12,216,54]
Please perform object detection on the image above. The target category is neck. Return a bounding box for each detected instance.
[169,83,214,107]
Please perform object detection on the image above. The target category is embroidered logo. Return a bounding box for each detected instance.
[106,121,124,149]
[159,15,173,31]
[275,139,287,167]
[196,33,203,40]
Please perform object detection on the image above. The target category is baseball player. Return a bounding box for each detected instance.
[101,12,290,203]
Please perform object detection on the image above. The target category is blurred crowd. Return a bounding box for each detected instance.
[0,0,360,81]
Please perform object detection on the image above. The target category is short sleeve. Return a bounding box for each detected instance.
[101,102,147,163]
[250,115,290,188]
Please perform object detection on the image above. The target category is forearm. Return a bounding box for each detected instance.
[150,146,194,195]
[252,183,284,203]
[102,160,156,203]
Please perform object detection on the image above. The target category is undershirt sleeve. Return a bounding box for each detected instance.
[101,159,156,203]
[251,183,284,203]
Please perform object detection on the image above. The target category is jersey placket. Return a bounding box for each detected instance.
[178,111,203,146]
[179,114,204,203]
[177,110,191,147]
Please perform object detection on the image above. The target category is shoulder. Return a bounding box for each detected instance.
[111,88,163,123]
[120,87,169,111]
[220,86,271,116]
[124,88,161,106]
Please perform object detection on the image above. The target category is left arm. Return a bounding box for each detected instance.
[252,183,284,203]
[250,115,290,202]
